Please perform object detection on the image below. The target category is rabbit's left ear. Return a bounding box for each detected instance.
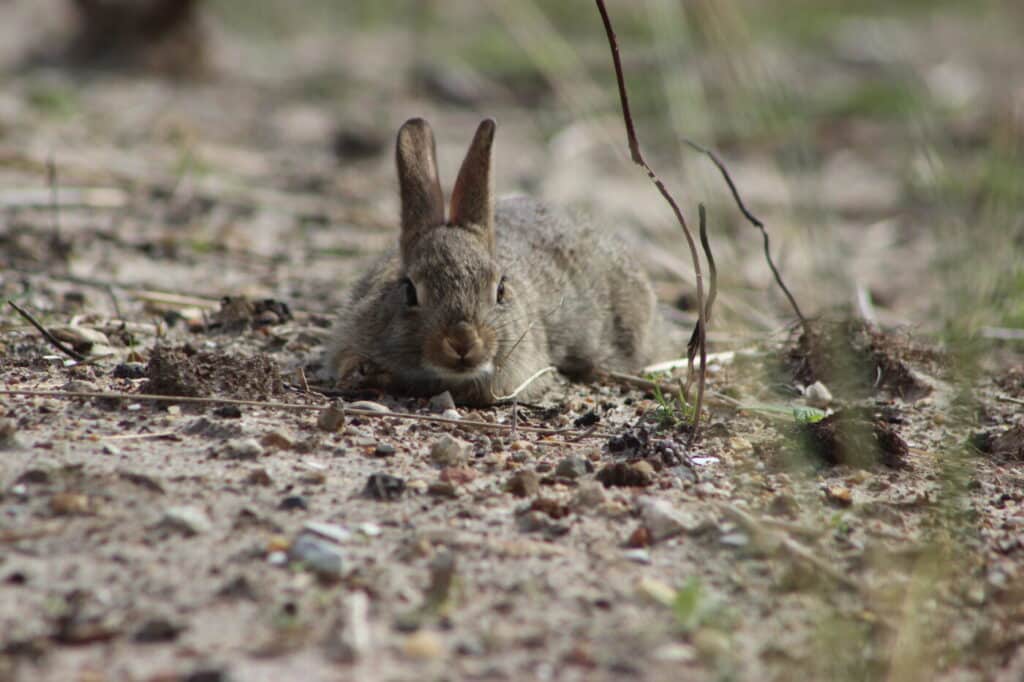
[449,119,496,251]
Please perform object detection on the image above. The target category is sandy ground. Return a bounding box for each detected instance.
[2,2,1024,681]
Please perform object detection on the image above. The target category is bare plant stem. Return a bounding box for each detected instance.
[594,0,707,444]
[684,139,808,335]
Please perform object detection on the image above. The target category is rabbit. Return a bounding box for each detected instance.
[322,117,667,406]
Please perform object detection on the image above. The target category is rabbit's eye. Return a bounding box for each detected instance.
[496,276,507,304]
[402,278,418,307]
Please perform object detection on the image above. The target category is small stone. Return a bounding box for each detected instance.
[572,481,607,509]
[222,438,263,461]
[439,466,477,485]
[317,402,347,432]
[161,506,212,535]
[768,493,800,518]
[428,391,456,413]
[626,525,651,548]
[555,456,591,480]
[50,492,91,515]
[133,617,184,643]
[261,430,294,450]
[403,630,443,660]
[290,534,345,579]
[428,481,459,498]
[16,468,50,485]
[62,379,99,393]
[805,381,833,408]
[113,362,147,379]
[636,577,676,606]
[693,628,731,661]
[279,495,309,511]
[622,548,651,564]
[301,471,327,485]
[304,522,352,544]
[516,511,569,537]
[825,485,853,507]
[374,443,396,457]
[430,435,470,466]
[509,440,531,452]
[506,470,540,498]
[639,497,700,543]
[245,468,273,486]
[529,497,569,519]
[441,409,461,421]
[213,405,242,419]
[727,436,753,453]
[350,401,389,413]
[652,643,697,663]
[357,522,381,537]
[596,461,655,488]
[719,532,749,548]
[965,584,986,606]
[364,473,406,500]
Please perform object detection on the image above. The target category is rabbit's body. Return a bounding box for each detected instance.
[322,119,665,406]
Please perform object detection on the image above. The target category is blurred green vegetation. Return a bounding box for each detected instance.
[206,0,1024,335]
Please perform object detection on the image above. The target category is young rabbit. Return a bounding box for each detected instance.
[322,118,666,406]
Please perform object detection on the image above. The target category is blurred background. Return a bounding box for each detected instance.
[1,0,1023,349]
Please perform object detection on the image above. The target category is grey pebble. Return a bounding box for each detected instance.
[161,506,213,535]
[290,534,345,579]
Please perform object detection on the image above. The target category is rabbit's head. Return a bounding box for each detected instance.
[386,118,511,389]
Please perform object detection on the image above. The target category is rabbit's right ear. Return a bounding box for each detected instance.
[396,118,445,261]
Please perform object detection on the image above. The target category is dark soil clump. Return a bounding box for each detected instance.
[143,345,282,399]
[971,423,1024,461]
[786,411,909,469]
[787,318,934,402]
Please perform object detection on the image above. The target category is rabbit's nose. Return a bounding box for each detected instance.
[447,322,479,358]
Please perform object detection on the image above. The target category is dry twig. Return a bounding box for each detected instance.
[594,0,708,443]
[684,139,808,335]
[6,301,87,362]
[0,388,607,439]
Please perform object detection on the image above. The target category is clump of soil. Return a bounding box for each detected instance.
[783,411,909,469]
[971,423,1024,461]
[143,345,282,399]
[787,318,934,401]
[62,0,209,77]
[207,297,293,334]
[995,366,1024,397]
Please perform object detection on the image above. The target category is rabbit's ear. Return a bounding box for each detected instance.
[450,119,496,250]
[396,118,445,259]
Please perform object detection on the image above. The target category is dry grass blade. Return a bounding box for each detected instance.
[684,139,807,333]
[594,0,708,444]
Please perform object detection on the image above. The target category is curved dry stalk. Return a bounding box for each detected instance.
[594,0,707,444]
[684,205,716,405]
[684,139,807,334]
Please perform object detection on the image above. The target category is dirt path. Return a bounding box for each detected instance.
[2,2,1024,681]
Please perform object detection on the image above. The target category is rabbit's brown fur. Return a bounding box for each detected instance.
[323,118,666,405]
